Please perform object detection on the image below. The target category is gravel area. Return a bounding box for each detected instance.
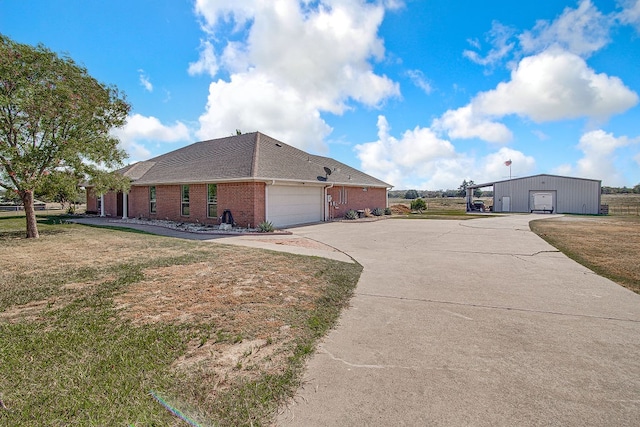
[109,218,277,234]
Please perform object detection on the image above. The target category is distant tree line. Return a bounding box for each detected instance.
[390,180,491,199]
[602,184,640,194]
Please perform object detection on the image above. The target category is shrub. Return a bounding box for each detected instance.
[384,207,392,215]
[363,208,372,217]
[257,221,274,232]
[372,207,384,216]
[410,198,427,212]
[344,209,358,220]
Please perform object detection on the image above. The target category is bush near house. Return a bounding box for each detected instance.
[344,210,358,220]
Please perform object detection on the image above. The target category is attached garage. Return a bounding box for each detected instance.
[266,185,324,228]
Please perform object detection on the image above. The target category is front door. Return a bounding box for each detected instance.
[116,192,123,217]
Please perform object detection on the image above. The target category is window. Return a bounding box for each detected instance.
[149,186,156,214]
[96,196,102,213]
[339,186,348,204]
[181,185,190,216]
[207,184,217,218]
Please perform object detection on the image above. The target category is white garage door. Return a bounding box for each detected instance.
[267,185,323,228]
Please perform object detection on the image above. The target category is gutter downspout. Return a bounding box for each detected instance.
[100,194,105,217]
[324,183,334,222]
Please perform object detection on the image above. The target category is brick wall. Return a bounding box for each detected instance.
[218,182,266,228]
[124,181,265,227]
[128,186,149,218]
[97,182,384,225]
[327,186,387,219]
[103,192,118,217]
[86,187,98,213]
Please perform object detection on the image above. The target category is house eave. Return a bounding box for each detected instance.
[130,177,391,188]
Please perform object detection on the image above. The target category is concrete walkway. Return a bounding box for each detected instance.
[69,217,353,262]
[276,215,640,426]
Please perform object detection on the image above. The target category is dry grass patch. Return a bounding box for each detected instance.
[530,216,640,293]
[0,216,362,426]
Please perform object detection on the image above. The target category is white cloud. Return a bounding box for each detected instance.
[479,148,536,182]
[112,114,192,160]
[406,69,432,94]
[196,72,331,152]
[432,105,513,143]
[554,129,638,185]
[473,48,638,123]
[355,116,535,190]
[138,69,153,92]
[194,0,258,32]
[192,0,400,151]
[188,40,219,77]
[519,0,611,57]
[463,21,516,68]
[355,116,461,189]
[618,0,640,31]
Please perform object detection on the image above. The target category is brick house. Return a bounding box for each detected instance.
[86,132,392,228]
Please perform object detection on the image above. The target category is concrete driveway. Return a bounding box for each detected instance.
[277,215,640,426]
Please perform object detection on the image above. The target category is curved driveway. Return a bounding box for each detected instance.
[278,215,640,426]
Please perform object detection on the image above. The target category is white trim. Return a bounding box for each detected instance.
[100,194,105,217]
[130,177,389,188]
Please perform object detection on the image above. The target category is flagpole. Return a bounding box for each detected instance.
[509,162,512,212]
[504,159,512,212]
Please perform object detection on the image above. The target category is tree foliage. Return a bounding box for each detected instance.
[0,35,130,237]
[35,169,81,209]
[404,189,420,199]
[410,198,427,212]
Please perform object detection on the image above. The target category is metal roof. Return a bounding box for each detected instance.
[466,174,601,189]
[118,132,392,188]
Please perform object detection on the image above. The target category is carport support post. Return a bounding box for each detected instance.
[100,194,105,217]
[466,188,472,212]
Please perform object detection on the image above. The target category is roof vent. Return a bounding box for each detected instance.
[275,143,282,147]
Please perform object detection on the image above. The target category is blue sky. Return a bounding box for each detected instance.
[2,0,639,190]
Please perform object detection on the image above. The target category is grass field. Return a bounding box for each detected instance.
[602,194,640,215]
[389,194,640,216]
[0,215,362,426]
[530,216,640,294]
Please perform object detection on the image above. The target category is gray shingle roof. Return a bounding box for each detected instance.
[120,132,391,188]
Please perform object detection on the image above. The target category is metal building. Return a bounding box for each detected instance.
[467,174,602,215]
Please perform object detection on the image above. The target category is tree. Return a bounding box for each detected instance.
[0,35,130,238]
[410,198,426,212]
[457,180,476,197]
[36,170,81,212]
[404,189,419,199]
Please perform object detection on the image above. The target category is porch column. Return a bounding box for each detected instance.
[100,194,105,217]
[122,192,128,219]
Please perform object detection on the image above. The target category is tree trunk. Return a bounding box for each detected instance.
[22,190,40,239]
